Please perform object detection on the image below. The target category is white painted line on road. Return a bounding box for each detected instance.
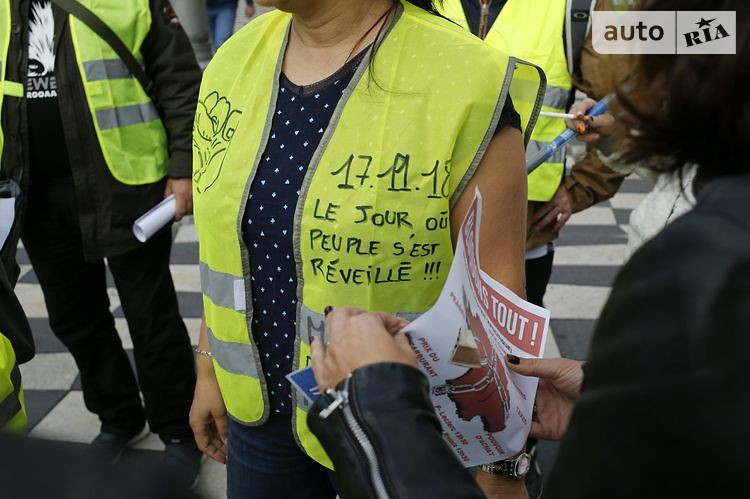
[567,207,617,226]
[610,192,647,210]
[545,284,611,320]
[554,244,626,266]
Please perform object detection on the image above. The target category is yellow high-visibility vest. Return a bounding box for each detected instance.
[52,0,167,185]
[441,0,574,202]
[193,1,541,467]
[0,332,26,433]
[67,0,168,185]
[1,0,166,184]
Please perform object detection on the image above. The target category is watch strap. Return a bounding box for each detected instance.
[480,452,529,478]
[481,460,515,476]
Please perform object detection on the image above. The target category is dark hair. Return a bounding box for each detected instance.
[617,0,750,188]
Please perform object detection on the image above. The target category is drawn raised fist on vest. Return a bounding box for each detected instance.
[193,91,243,194]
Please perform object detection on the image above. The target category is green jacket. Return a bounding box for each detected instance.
[1,0,201,260]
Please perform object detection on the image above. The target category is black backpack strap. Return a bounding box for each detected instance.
[50,0,154,98]
[565,0,595,82]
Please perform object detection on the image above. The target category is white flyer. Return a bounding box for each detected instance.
[404,188,550,467]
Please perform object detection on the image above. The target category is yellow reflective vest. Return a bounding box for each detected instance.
[440,0,574,202]
[194,1,541,467]
[0,332,26,433]
[1,0,168,185]
[68,0,168,185]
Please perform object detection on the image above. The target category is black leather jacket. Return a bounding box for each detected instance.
[308,362,485,499]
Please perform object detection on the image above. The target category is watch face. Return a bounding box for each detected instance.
[516,454,531,476]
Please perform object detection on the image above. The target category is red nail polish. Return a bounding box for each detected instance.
[507,354,521,365]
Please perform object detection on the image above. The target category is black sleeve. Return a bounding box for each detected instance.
[0,258,34,365]
[142,0,202,179]
[309,363,486,499]
[543,211,750,498]
[0,182,33,364]
[495,93,521,136]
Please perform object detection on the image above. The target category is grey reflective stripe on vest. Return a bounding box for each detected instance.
[96,102,160,130]
[543,85,571,110]
[295,306,323,414]
[84,58,144,82]
[298,303,423,346]
[200,262,246,312]
[299,304,327,346]
[206,328,259,378]
[0,364,22,427]
[526,139,566,164]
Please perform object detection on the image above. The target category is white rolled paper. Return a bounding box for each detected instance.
[132,194,176,243]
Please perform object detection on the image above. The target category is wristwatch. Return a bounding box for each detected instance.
[480,452,531,479]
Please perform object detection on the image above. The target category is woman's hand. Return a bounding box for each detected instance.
[190,318,229,463]
[310,307,414,391]
[189,355,229,464]
[566,97,617,145]
[507,356,584,441]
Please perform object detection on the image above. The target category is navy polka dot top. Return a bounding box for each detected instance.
[242,53,366,414]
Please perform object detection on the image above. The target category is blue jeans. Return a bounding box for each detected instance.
[227,415,337,499]
[207,5,236,52]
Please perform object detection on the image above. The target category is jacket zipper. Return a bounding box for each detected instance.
[321,377,391,499]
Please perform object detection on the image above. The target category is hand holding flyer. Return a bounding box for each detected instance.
[403,188,550,467]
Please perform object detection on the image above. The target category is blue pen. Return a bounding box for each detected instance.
[526,94,615,175]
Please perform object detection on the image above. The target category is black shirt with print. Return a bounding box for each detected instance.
[27,0,71,184]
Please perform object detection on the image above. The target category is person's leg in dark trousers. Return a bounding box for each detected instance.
[227,416,337,499]
[523,249,555,499]
[206,6,220,53]
[524,251,555,308]
[107,229,195,440]
[21,182,145,435]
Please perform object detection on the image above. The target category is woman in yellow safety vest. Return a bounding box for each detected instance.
[189,0,538,497]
